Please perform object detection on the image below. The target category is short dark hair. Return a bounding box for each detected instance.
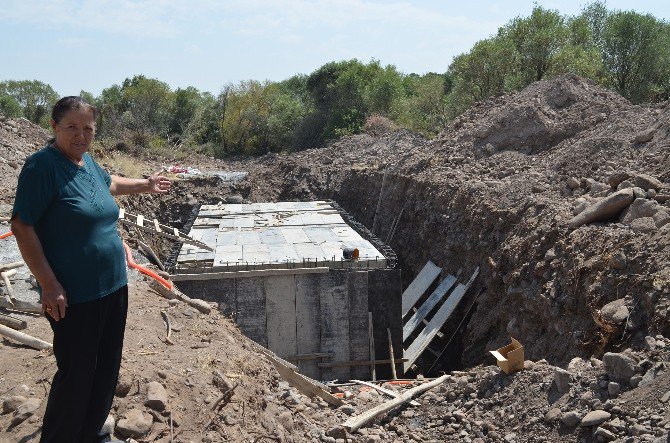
[51,96,98,123]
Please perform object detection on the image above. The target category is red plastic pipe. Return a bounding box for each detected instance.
[122,241,173,290]
[0,231,13,239]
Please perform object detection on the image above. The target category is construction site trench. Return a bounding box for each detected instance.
[0,74,669,442]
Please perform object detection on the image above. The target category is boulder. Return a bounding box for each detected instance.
[630,217,657,233]
[633,129,655,143]
[561,411,581,427]
[568,189,635,228]
[116,409,153,438]
[634,174,663,191]
[10,397,41,426]
[567,177,581,189]
[653,209,670,228]
[600,299,629,324]
[101,414,115,436]
[2,395,26,414]
[602,353,636,383]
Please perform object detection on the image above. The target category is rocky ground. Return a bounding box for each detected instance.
[0,74,668,442]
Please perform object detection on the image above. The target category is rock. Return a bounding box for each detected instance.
[475,127,492,139]
[116,409,153,438]
[326,425,347,439]
[586,178,608,195]
[581,410,611,427]
[660,391,670,403]
[568,189,635,228]
[339,405,356,415]
[2,395,26,414]
[603,352,636,383]
[607,382,620,397]
[116,373,133,397]
[653,209,670,228]
[225,195,244,204]
[145,381,167,411]
[10,397,41,426]
[634,174,663,191]
[554,368,572,394]
[639,367,659,387]
[600,299,629,324]
[595,426,616,441]
[545,408,562,423]
[607,172,630,188]
[617,180,634,190]
[620,198,660,224]
[561,411,581,427]
[634,128,655,143]
[101,414,115,436]
[567,177,581,189]
[630,375,643,387]
[631,187,647,199]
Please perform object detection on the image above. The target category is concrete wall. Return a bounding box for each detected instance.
[176,268,402,381]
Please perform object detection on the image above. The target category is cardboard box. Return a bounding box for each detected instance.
[489,337,524,374]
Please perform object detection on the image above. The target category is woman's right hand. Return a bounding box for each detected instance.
[41,281,68,321]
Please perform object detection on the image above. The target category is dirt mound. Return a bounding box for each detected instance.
[1,75,669,442]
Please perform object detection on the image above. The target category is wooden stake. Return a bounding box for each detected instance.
[161,310,173,345]
[0,324,52,350]
[1,269,17,303]
[150,280,211,314]
[343,374,451,432]
[368,312,376,381]
[0,298,41,314]
[387,328,397,380]
[350,380,420,406]
[0,261,25,273]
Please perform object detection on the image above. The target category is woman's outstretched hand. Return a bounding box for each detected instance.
[41,281,68,321]
[147,172,171,194]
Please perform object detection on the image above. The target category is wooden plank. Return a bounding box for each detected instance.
[287,353,332,361]
[119,208,125,219]
[348,271,369,380]
[319,271,350,381]
[266,275,297,360]
[295,273,321,379]
[350,380,420,406]
[153,218,161,233]
[403,275,457,341]
[170,267,329,281]
[401,261,442,317]
[403,268,479,372]
[173,227,180,238]
[235,277,267,347]
[136,215,144,227]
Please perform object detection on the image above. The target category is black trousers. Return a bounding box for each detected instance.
[40,285,128,443]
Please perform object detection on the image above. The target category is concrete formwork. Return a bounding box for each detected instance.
[169,201,401,380]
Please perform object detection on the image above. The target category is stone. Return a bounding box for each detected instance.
[567,177,581,189]
[653,209,670,228]
[145,381,167,411]
[10,397,41,426]
[116,409,153,438]
[607,172,630,188]
[101,414,115,436]
[630,375,643,387]
[561,411,581,427]
[475,127,492,139]
[634,174,663,191]
[225,195,244,204]
[554,368,572,394]
[607,382,620,397]
[586,178,609,195]
[568,189,635,228]
[609,250,627,270]
[620,198,660,224]
[634,129,655,144]
[660,391,670,403]
[600,300,629,324]
[595,426,616,441]
[632,186,647,199]
[639,367,659,387]
[339,405,356,415]
[617,180,634,190]
[115,373,133,397]
[602,352,636,383]
[326,425,347,439]
[2,395,26,414]
[581,410,611,427]
[545,408,562,423]
[630,217,657,233]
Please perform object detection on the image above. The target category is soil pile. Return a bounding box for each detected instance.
[0,75,668,442]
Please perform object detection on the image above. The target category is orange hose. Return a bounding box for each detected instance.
[0,231,13,239]
[122,241,173,290]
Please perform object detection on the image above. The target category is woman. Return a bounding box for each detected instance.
[11,96,170,442]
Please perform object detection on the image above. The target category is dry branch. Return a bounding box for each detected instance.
[343,374,451,432]
[0,324,52,350]
[0,261,25,273]
[0,298,42,314]
[161,310,173,344]
[150,280,211,314]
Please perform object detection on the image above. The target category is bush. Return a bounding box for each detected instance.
[363,114,398,136]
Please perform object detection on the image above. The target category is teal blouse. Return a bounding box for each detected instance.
[12,145,127,304]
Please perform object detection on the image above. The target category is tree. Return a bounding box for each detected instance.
[0,80,59,126]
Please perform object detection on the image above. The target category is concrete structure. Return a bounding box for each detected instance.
[167,201,402,380]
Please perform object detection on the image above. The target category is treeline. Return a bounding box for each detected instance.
[1,2,669,158]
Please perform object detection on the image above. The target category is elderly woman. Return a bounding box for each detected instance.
[11,96,170,442]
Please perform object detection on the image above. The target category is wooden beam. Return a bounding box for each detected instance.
[403,275,456,341]
[343,374,451,432]
[317,358,407,368]
[0,313,27,330]
[350,380,419,406]
[286,353,332,361]
[0,324,52,350]
[401,261,442,317]
[170,267,329,281]
[0,298,41,314]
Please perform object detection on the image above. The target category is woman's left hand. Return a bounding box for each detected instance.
[147,172,171,194]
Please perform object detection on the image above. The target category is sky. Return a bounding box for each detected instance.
[1,0,669,97]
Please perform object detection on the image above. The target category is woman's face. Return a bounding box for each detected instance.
[50,107,96,162]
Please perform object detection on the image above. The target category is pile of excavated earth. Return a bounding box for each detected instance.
[0,74,668,442]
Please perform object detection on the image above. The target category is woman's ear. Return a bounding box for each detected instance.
[50,119,57,133]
